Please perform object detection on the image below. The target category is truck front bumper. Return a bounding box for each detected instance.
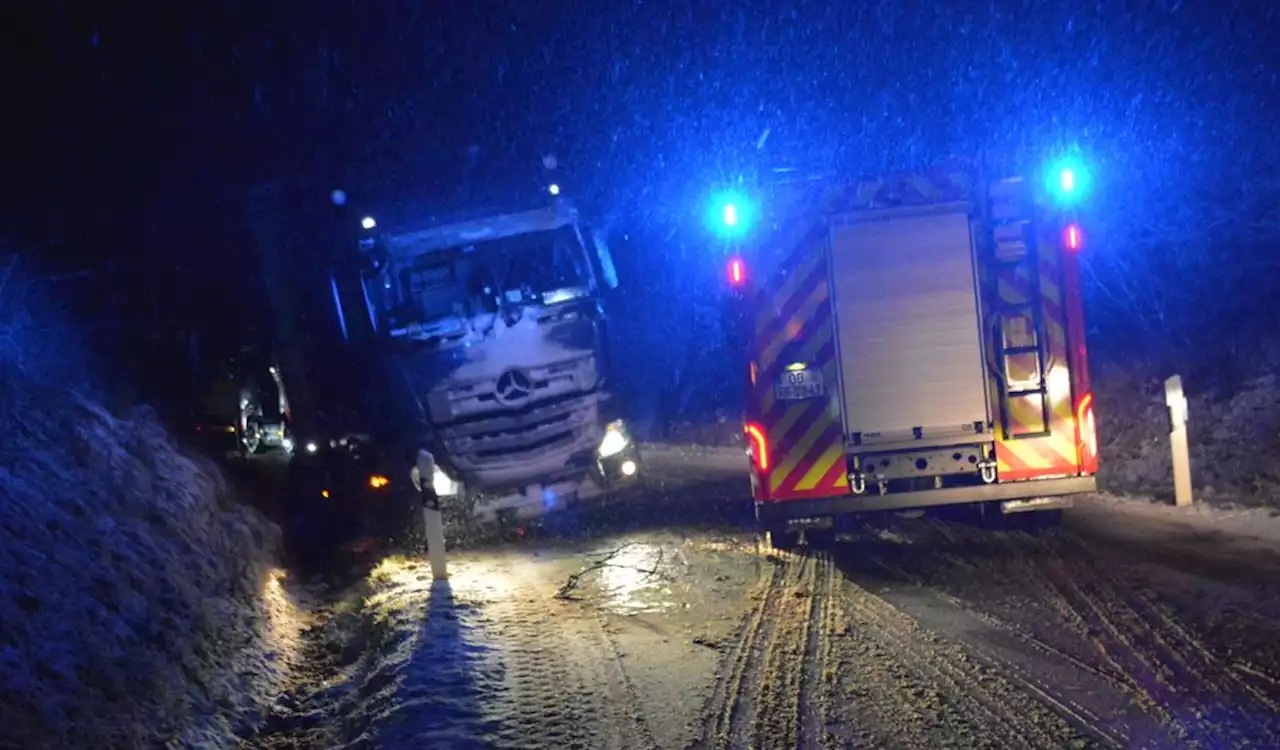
[457,420,643,522]
[756,476,1096,523]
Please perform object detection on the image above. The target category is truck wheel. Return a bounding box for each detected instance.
[240,416,268,455]
[805,527,836,549]
[765,524,800,552]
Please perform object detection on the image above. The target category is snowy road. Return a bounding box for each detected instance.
[247,448,1280,749]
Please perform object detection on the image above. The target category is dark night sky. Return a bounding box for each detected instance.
[0,0,1275,408]
[3,1,1278,291]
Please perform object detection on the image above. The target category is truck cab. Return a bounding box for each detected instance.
[353,200,640,523]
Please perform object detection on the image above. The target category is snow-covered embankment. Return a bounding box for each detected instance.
[0,270,294,748]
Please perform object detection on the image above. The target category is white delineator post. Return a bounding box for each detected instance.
[1165,375,1193,508]
[416,449,449,580]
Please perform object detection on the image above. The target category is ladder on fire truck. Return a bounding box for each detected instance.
[986,176,1053,439]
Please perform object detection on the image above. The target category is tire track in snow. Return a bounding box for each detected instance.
[797,553,839,750]
[751,553,825,750]
[823,571,1083,750]
[695,552,785,749]
[699,543,1086,750]
[931,524,1280,748]
[695,548,831,750]
[1033,533,1280,747]
[932,526,1174,727]
[861,546,1130,748]
[483,563,649,750]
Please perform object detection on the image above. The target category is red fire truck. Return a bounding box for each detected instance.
[719,156,1099,547]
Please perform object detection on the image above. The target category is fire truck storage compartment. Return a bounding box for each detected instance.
[828,206,991,450]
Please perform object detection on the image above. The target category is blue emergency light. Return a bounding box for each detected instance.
[708,190,754,239]
[1045,156,1091,206]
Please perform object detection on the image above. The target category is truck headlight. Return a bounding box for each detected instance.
[598,421,630,458]
[411,463,460,497]
[432,466,459,496]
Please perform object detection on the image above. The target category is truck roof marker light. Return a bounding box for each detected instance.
[1065,223,1083,251]
[728,257,746,285]
[744,422,769,471]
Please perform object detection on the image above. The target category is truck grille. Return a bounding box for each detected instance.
[428,356,603,489]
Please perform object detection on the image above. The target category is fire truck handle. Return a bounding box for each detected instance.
[1032,314,1056,386]
[984,309,1008,385]
[1042,341,1057,384]
[986,309,1056,388]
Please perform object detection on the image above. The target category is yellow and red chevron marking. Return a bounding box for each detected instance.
[744,214,846,502]
[992,231,1081,482]
[744,168,989,501]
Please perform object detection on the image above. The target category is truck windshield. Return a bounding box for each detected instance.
[377,224,593,336]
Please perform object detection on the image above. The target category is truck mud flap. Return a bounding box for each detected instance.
[756,476,1096,522]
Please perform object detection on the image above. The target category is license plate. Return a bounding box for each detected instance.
[775,368,825,401]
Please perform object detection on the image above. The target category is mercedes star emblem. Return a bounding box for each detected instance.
[495,368,535,404]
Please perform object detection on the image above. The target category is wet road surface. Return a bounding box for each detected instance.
[246,446,1280,749]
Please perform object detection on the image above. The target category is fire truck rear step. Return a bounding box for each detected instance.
[755,476,1096,522]
[1000,496,1074,514]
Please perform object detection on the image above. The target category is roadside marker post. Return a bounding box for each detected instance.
[1165,375,1193,508]
[417,449,449,580]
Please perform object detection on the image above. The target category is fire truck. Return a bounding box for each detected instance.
[719,155,1099,547]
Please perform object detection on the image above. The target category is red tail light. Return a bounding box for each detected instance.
[1075,393,1098,473]
[744,422,769,471]
[727,257,746,286]
[1064,224,1083,251]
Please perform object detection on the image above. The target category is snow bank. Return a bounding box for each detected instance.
[1096,368,1280,508]
[0,267,287,749]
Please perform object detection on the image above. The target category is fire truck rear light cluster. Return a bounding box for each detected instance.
[744,422,769,471]
[1075,393,1098,472]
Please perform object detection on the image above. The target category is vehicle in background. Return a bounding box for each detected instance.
[719,154,1098,547]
